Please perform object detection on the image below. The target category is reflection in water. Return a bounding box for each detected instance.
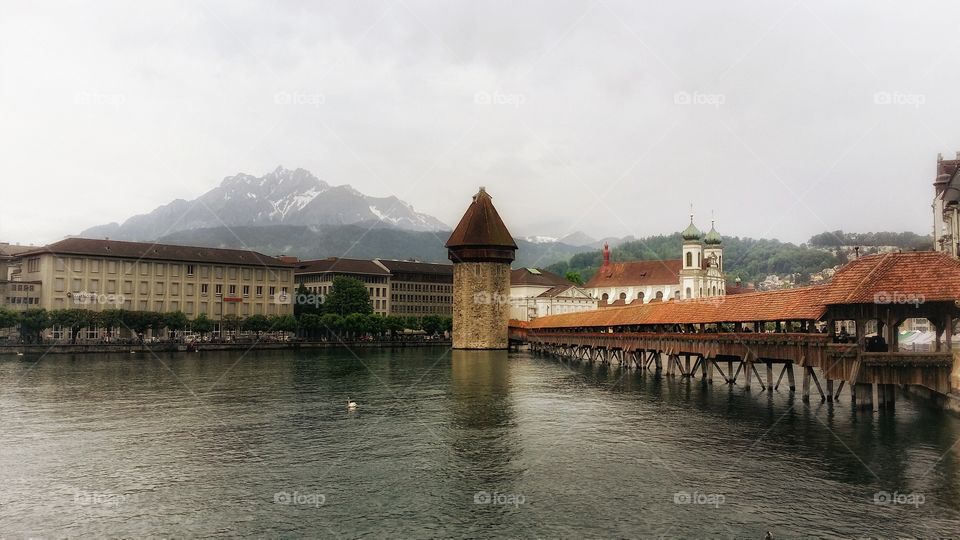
[1,349,960,537]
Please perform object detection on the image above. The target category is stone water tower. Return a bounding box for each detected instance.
[446,187,517,349]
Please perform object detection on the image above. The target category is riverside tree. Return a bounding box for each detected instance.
[191,313,215,339]
[18,309,49,344]
[324,277,372,316]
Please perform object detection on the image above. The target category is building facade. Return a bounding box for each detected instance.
[375,259,452,316]
[13,238,295,319]
[584,216,726,305]
[509,267,596,321]
[294,258,392,315]
[933,152,960,257]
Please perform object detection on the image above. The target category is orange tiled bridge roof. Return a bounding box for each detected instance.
[527,252,960,329]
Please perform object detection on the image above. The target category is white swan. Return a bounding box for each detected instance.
[347,398,358,410]
[16,352,24,357]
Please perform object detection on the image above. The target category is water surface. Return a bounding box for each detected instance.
[1,349,959,537]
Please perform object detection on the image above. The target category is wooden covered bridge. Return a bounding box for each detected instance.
[517,252,960,409]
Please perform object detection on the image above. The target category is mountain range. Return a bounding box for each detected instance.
[81,166,448,240]
[76,166,598,268]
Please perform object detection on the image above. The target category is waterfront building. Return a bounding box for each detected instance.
[933,152,960,257]
[374,259,452,316]
[294,258,392,315]
[509,267,596,322]
[583,216,726,305]
[13,238,295,318]
[446,187,517,349]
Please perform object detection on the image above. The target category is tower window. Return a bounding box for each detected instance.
[686,252,692,267]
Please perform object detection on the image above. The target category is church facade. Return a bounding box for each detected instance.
[583,217,726,306]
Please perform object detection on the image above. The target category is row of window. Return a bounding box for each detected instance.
[391,305,452,314]
[392,282,451,293]
[51,277,288,298]
[49,298,290,316]
[45,257,290,282]
[298,273,388,284]
[5,297,38,305]
[390,294,451,304]
[5,283,37,292]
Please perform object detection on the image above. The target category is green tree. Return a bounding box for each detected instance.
[564,270,585,286]
[191,313,215,338]
[320,313,343,340]
[0,308,19,331]
[298,313,323,340]
[270,314,299,335]
[293,283,321,318]
[366,314,386,339]
[421,314,443,335]
[49,309,94,344]
[96,309,124,340]
[163,311,190,338]
[221,314,242,339]
[325,277,373,316]
[124,311,163,338]
[18,309,49,344]
[343,312,369,339]
[243,314,271,337]
[384,315,405,339]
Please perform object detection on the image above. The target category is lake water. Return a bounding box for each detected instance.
[1,348,959,538]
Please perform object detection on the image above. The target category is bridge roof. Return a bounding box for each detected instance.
[821,251,960,304]
[528,286,827,329]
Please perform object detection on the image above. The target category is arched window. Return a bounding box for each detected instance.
[655,291,664,301]
[637,292,645,303]
[619,292,627,301]
[601,293,609,302]
[698,253,701,267]
[685,252,692,267]
[685,287,692,298]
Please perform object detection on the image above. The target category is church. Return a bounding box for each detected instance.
[583,216,726,306]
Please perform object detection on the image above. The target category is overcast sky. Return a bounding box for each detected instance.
[2,0,958,246]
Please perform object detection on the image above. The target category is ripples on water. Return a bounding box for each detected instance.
[1,349,959,538]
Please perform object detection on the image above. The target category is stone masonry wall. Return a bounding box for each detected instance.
[452,262,510,349]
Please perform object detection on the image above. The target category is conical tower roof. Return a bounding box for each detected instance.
[446,187,517,263]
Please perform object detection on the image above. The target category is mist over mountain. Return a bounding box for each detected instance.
[80,166,448,241]
[157,225,592,268]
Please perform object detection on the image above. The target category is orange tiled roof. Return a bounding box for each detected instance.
[821,251,960,304]
[530,251,960,330]
[584,259,681,288]
[528,286,828,329]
